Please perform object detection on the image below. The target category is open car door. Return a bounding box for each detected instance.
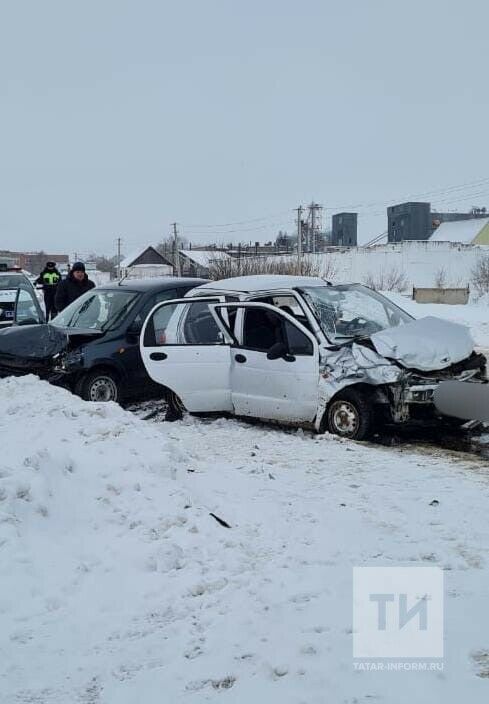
[210,302,320,423]
[140,297,234,412]
[0,286,45,329]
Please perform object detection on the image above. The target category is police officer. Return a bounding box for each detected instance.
[35,261,61,320]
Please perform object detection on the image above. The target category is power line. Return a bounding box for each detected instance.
[182,209,293,229]
[321,176,489,213]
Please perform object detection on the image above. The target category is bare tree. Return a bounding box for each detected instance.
[207,255,323,281]
[363,267,408,292]
[471,255,489,297]
[319,255,336,282]
[434,266,448,289]
[156,236,190,266]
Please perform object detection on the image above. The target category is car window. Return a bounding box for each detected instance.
[242,308,313,355]
[0,289,16,324]
[0,287,42,326]
[144,300,225,346]
[182,300,222,344]
[301,285,412,341]
[284,319,314,356]
[132,289,179,329]
[52,290,139,330]
[15,288,43,325]
[252,294,313,331]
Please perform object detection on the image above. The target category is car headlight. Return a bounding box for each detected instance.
[60,350,84,370]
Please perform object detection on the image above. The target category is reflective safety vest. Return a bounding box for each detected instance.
[42,271,60,286]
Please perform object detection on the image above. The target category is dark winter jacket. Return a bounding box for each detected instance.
[55,272,95,312]
[35,267,62,294]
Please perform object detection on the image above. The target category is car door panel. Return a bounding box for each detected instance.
[211,302,319,422]
[230,347,319,422]
[141,297,233,412]
[146,344,232,411]
[119,288,181,393]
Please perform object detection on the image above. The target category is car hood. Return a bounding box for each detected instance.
[369,316,474,372]
[0,324,103,362]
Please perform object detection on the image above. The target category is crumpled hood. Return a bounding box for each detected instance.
[0,324,69,361]
[370,316,474,372]
[0,324,102,367]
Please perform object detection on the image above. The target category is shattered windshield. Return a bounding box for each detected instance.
[301,284,413,341]
[51,290,140,331]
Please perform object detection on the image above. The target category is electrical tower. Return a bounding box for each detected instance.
[307,202,323,253]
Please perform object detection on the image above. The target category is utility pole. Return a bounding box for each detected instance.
[311,203,316,255]
[116,237,122,279]
[307,202,323,254]
[172,223,181,277]
[296,205,303,273]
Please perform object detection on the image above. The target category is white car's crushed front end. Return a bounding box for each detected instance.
[316,316,486,431]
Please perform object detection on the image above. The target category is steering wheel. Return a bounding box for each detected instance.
[340,317,383,335]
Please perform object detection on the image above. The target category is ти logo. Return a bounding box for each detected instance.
[353,567,443,659]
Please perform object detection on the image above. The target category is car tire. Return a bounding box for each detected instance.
[166,391,186,421]
[76,370,121,403]
[326,388,373,440]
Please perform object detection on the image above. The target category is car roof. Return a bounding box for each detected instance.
[97,276,209,293]
[195,275,329,293]
[0,272,30,286]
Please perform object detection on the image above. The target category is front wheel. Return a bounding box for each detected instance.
[76,370,121,403]
[326,388,373,440]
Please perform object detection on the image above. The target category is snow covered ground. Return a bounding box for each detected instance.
[2,376,489,702]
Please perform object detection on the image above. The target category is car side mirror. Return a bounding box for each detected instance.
[127,320,142,337]
[267,342,288,360]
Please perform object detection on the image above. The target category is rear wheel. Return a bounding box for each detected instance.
[166,390,186,421]
[76,370,121,403]
[326,388,373,440]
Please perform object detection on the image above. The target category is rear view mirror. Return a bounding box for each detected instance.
[267,342,288,360]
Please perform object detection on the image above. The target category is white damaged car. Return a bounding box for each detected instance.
[140,275,486,439]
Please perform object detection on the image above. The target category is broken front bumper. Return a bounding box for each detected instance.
[404,384,438,404]
[392,370,487,424]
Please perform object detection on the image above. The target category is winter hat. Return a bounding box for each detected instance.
[72,261,86,272]
[46,261,56,268]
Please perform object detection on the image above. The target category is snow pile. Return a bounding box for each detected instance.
[3,377,489,702]
[0,377,227,702]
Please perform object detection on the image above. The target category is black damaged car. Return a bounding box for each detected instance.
[0,277,208,403]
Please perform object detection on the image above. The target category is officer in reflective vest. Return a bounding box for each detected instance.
[35,261,61,320]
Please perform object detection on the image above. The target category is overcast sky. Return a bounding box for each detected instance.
[1,0,488,258]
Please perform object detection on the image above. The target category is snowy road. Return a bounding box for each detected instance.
[2,377,489,703]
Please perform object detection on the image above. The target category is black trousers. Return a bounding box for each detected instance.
[44,292,58,321]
